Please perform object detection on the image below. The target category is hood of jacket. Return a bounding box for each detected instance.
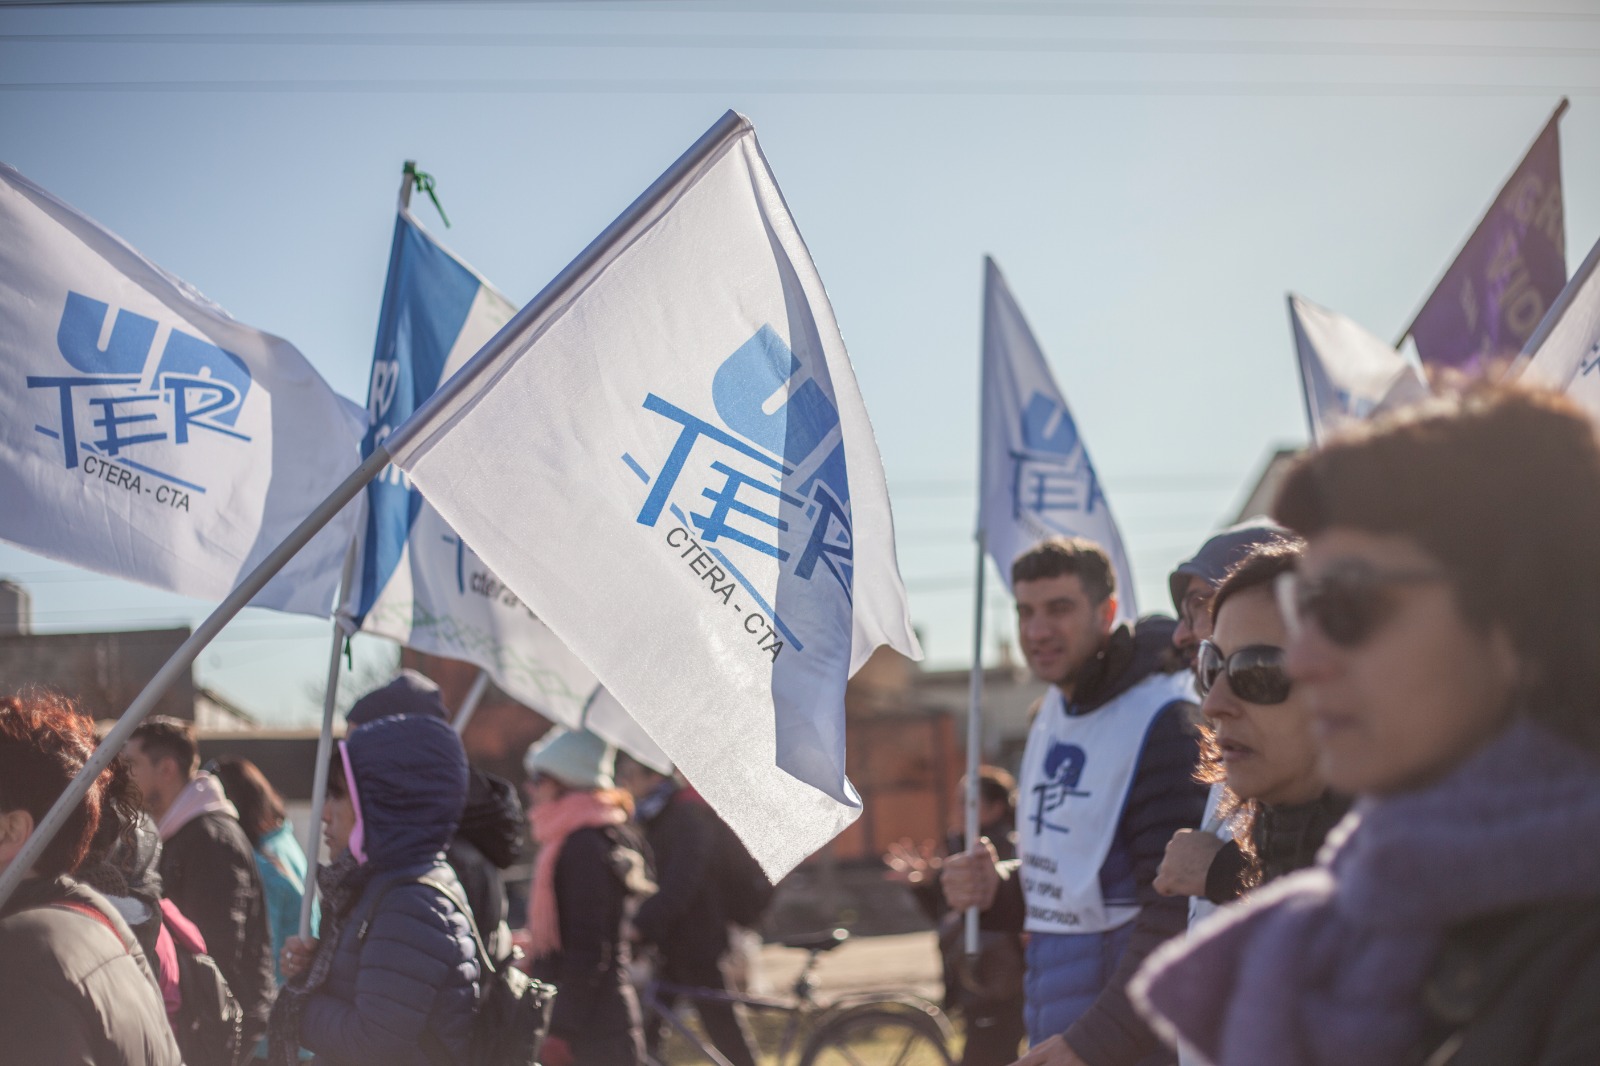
[456,767,522,870]
[1068,616,1187,715]
[345,711,468,870]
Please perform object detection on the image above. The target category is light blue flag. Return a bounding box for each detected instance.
[979,257,1136,623]
[344,209,599,727]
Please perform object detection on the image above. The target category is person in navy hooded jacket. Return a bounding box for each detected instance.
[269,679,481,1066]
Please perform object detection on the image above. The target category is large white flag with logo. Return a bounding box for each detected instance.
[383,113,921,878]
[1289,293,1429,446]
[0,163,363,616]
[1518,234,1600,421]
[343,209,599,727]
[979,257,1136,623]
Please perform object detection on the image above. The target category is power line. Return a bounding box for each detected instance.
[1,1,1596,22]
[1,77,1589,95]
[5,31,1598,59]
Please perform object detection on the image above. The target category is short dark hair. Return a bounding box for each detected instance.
[326,748,349,799]
[1210,539,1304,623]
[130,716,199,778]
[212,757,287,849]
[0,691,106,877]
[1274,384,1600,753]
[1011,536,1116,604]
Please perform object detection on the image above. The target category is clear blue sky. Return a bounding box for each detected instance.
[3,0,1598,726]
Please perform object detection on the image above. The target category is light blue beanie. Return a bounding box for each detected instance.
[523,728,616,791]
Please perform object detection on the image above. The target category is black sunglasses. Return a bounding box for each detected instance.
[1275,562,1449,649]
[1195,640,1292,705]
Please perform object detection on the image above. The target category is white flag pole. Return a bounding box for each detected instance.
[963,535,988,959]
[0,448,390,911]
[453,669,492,736]
[297,536,359,939]
[0,113,753,913]
[296,160,421,938]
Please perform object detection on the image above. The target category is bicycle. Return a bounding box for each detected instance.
[643,928,956,1066]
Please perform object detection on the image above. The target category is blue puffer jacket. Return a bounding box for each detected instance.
[299,712,481,1066]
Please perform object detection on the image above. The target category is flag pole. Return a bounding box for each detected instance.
[453,669,492,736]
[964,255,998,960]
[1393,97,1569,349]
[1287,294,1321,447]
[295,158,418,937]
[0,448,390,912]
[963,535,988,959]
[297,535,359,939]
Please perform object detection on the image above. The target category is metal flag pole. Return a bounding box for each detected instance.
[453,669,492,736]
[298,158,419,937]
[963,534,988,959]
[297,535,359,939]
[0,108,753,914]
[0,448,390,911]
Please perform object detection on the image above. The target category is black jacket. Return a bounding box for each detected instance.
[1417,896,1600,1065]
[445,767,522,952]
[634,786,730,969]
[985,618,1206,1066]
[531,822,655,1051]
[160,808,276,1051]
[0,875,182,1066]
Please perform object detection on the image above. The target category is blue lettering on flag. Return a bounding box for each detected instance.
[28,291,254,486]
[1011,390,1106,526]
[629,325,857,650]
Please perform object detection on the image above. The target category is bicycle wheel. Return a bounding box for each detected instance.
[799,1006,955,1066]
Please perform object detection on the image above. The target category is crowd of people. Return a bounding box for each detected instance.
[3,381,1600,1066]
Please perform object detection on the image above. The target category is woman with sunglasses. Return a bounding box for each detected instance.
[268,693,480,1066]
[1169,540,1349,915]
[1134,386,1600,1066]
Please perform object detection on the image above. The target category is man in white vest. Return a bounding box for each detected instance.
[945,536,1206,1066]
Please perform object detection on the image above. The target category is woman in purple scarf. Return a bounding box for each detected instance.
[1132,385,1600,1066]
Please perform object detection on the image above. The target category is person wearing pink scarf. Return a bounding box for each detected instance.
[520,729,655,1066]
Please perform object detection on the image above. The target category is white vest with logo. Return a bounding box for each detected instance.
[1017,670,1194,936]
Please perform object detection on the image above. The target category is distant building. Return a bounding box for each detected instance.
[0,625,197,721]
[0,580,31,636]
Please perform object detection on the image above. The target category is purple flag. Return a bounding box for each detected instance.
[1406,101,1567,375]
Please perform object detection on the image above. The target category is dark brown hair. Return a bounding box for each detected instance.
[212,756,287,849]
[0,691,107,877]
[1195,540,1306,885]
[130,715,199,778]
[1274,384,1600,753]
[1011,536,1116,604]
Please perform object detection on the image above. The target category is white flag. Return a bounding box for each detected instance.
[344,209,599,727]
[979,257,1137,622]
[584,687,673,775]
[1289,293,1428,446]
[385,112,921,878]
[1518,234,1600,421]
[0,163,363,617]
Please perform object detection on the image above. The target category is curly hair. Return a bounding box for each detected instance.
[1274,384,1600,754]
[0,691,108,878]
